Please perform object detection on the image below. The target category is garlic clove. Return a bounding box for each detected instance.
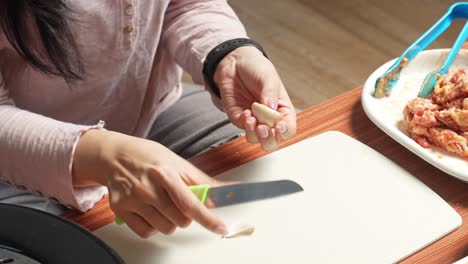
[251,102,282,127]
[222,223,255,239]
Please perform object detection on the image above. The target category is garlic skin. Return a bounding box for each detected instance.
[222,224,255,239]
[251,102,282,127]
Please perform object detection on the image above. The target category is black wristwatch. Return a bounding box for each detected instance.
[202,38,268,98]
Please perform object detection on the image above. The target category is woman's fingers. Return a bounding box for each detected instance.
[150,188,192,228]
[246,106,295,149]
[151,167,227,235]
[244,115,259,144]
[256,124,277,152]
[258,65,281,110]
[241,109,259,144]
[275,106,296,140]
[137,205,177,235]
[173,180,227,234]
[246,95,296,149]
[118,212,157,238]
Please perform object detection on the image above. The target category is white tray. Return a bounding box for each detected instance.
[95,131,461,264]
[362,49,468,182]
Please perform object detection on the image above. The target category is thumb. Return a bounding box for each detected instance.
[259,75,280,110]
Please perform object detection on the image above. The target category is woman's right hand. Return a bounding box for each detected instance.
[72,129,227,238]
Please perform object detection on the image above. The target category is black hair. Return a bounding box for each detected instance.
[0,0,84,81]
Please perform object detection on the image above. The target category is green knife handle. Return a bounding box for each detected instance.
[188,184,210,204]
[114,184,210,225]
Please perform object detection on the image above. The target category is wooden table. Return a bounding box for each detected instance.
[64,87,468,264]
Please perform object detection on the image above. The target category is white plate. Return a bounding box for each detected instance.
[362,49,468,182]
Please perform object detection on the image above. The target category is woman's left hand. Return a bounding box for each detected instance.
[213,46,297,152]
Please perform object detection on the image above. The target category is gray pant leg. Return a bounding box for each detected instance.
[147,84,243,159]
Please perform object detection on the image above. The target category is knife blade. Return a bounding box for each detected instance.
[115,180,303,224]
[189,179,304,208]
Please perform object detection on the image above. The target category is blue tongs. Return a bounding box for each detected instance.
[374,2,468,98]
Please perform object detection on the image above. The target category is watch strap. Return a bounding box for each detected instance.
[202,38,268,98]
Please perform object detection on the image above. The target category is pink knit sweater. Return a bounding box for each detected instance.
[0,0,246,211]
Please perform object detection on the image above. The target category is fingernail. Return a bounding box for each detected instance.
[216,225,228,235]
[277,124,286,134]
[247,118,255,131]
[267,99,278,110]
[259,127,269,139]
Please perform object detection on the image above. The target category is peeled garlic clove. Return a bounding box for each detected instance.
[222,224,255,239]
[251,102,282,127]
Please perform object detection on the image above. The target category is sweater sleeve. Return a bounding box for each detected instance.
[162,0,248,84]
[0,73,108,212]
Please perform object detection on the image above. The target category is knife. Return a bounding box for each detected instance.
[189,179,303,207]
[115,179,303,225]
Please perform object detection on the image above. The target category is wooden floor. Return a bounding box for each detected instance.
[226,0,462,110]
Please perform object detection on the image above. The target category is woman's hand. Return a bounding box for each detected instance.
[72,129,227,238]
[214,46,297,152]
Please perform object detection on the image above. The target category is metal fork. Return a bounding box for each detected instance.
[373,2,468,98]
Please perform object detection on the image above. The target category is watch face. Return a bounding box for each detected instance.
[0,204,123,264]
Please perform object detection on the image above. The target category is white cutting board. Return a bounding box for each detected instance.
[94,131,461,264]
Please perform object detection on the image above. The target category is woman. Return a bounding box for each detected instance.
[0,0,296,238]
